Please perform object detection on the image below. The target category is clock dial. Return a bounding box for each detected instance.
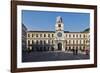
[57,32,62,37]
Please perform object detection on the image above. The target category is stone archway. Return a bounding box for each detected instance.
[58,43,62,50]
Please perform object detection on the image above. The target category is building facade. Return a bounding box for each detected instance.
[26,16,90,52]
[22,24,27,51]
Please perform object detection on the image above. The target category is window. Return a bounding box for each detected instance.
[84,40,85,44]
[65,47,67,51]
[76,34,78,38]
[76,40,78,44]
[80,40,81,44]
[69,34,71,38]
[73,34,75,38]
[48,40,50,44]
[73,40,75,44]
[69,40,70,44]
[32,34,34,37]
[28,40,30,45]
[28,34,30,37]
[84,34,85,38]
[40,34,42,37]
[52,34,54,37]
[80,34,81,38]
[36,40,38,44]
[66,40,67,44]
[44,34,46,37]
[36,34,38,37]
[69,46,71,50]
[52,40,53,44]
[40,40,42,44]
[58,24,61,27]
[44,40,46,44]
[32,40,34,44]
[66,34,67,37]
[48,34,50,37]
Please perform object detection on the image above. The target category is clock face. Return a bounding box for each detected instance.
[57,32,62,37]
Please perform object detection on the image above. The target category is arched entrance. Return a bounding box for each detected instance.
[58,43,62,50]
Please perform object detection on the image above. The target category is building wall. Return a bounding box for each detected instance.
[27,32,55,51]
[22,24,27,51]
[26,32,90,52]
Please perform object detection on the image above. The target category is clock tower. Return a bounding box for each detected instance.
[54,16,65,51]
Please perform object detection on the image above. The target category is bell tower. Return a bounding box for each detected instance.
[55,16,64,31]
[54,16,65,51]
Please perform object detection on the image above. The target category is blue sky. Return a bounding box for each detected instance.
[22,10,90,32]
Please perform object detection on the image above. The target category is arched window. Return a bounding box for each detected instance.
[36,34,38,37]
[32,34,34,37]
[48,34,50,37]
[28,40,30,45]
[66,34,67,37]
[52,40,53,44]
[66,40,67,44]
[40,40,42,44]
[76,40,78,44]
[73,40,75,44]
[80,40,81,44]
[52,34,54,37]
[80,34,81,38]
[69,46,71,50]
[76,34,78,38]
[28,34,30,37]
[48,40,50,44]
[69,34,71,38]
[69,40,70,44]
[58,24,61,27]
[84,34,85,38]
[36,40,38,44]
[32,40,34,44]
[44,40,46,44]
[84,40,85,44]
[40,34,42,37]
[44,34,46,37]
[73,34,75,38]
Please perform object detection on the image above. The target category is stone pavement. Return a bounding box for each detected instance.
[22,51,89,62]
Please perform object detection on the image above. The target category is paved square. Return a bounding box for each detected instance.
[22,51,89,62]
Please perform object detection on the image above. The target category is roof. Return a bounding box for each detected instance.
[27,31,89,33]
[28,31,55,33]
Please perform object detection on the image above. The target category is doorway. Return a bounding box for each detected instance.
[58,43,62,50]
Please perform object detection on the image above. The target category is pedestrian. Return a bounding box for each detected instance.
[75,48,78,55]
[72,48,75,55]
[86,49,89,55]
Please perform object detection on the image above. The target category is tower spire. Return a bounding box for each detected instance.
[56,16,63,23]
[55,16,64,31]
